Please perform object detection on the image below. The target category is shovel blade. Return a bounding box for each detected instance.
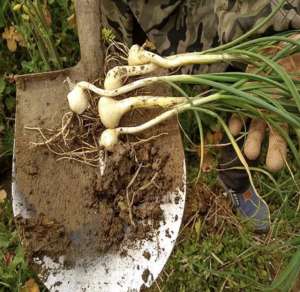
[13,69,186,291]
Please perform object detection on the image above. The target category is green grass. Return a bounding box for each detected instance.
[151,161,300,292]
[0,201,34,291]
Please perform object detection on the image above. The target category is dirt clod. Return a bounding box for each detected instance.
[142,268,151,283]
[92,142,171,252]
[143,250,151,260]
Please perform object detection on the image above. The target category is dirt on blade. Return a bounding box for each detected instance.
[15,85,183,264]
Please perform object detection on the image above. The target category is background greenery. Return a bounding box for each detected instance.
[1,1,300,291]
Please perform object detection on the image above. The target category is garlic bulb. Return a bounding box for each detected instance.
[98,97,126,129]
[104,69,123,90]
[128,45,149,66]
[98,129,120,152]
[67,86,89,114]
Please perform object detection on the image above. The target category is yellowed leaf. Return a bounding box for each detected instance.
[21,279,40,292]
[0,189,7,203]
[2,26,25,52]
[7,39,17,52]
[13,4,22,11]
[67,14,76,28]
[43,5,52,26]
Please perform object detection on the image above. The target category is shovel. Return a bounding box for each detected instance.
[12,0,186,290]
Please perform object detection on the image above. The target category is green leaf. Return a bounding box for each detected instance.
[5,96,15,112]
[3,127,13,155]
[0,0,9,28]
[268,248,300,292]
[0,78,6,96]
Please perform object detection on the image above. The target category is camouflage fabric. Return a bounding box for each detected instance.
[101,0,300,72]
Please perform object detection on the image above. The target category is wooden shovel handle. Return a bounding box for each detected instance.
[75,0,103,80]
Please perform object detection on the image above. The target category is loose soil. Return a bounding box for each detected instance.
[91,141,172,252]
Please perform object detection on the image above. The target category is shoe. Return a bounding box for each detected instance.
[218,177,270,234]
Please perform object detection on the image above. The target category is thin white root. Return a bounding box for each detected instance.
[98,96,186,128]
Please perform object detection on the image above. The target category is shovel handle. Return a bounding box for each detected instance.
[75,0,103,80]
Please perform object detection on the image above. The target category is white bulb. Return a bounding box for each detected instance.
[128,45,148,66]
[104,71,123,90]
[99,129,119,152]
[67,86,89,114]
[98,97,127,129]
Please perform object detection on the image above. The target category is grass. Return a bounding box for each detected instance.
[151,161,300,292]
[1,163,300,291]
[0,200,35,290]
[1,0,300,291]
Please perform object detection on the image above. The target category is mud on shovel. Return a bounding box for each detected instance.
[12,0,186,290]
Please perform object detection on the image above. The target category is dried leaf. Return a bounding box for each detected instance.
[67,14,76,28]
[143,40,156,50]
[3,252,14,266]
[21,279,40,292]
[0,189,7,203]
[7,39,17,52]
[201,152,215,173]
[206,131,223,145]
[194,219,202,240]
[43,4,52,26]
[2,26,25,52]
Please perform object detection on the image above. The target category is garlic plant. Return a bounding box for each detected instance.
[98,93,222,151]
[102,46,243,90]
[127,44,240,68]
[98,96,186,128]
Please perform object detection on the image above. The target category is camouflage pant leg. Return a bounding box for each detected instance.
[103,0,300,50]
[215,0,300,43]
[102,0,300,73]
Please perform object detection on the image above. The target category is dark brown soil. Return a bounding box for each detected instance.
[142,268,152,283]
[143,250,151,260]
[90,142,172,252]
[15,214,70,261]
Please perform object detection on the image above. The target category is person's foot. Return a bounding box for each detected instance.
[218,177,270,233]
